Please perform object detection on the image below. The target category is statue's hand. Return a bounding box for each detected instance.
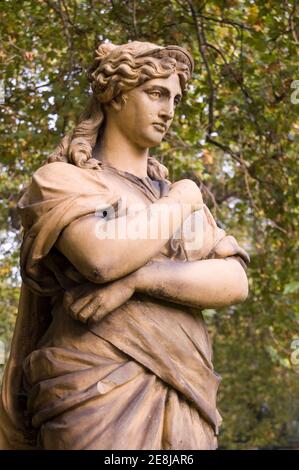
[210,235,250,271]
[212,236,239,259]
[168,179,203,211]
[63,275,136,324]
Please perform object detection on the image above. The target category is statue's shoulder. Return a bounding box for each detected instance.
[27,162,111,203]
[33,161,82,181]
[32,161,103,189]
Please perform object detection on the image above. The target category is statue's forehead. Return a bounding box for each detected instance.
[137,75,182,94]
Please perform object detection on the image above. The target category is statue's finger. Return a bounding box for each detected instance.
[76,297,103,323]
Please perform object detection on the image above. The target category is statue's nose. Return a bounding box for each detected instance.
[159,104,174,121]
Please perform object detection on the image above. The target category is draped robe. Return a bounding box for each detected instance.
[0,160,249,450]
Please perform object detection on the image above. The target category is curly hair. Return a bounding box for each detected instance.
[47,41,194,179]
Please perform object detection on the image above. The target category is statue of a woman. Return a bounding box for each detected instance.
[0,41,249,450]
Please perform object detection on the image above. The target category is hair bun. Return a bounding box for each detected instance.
[94,43,117,62]
[87,42,117,83]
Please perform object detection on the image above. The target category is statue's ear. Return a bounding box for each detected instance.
[110,94,128,111]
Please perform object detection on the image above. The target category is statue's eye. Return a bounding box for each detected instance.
[149,90,161,98]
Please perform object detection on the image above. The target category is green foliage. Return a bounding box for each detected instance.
[1,0,298,449]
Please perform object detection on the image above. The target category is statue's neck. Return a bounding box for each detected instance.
[94,123,149,178]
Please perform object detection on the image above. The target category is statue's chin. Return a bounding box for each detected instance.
[143,135,165,149]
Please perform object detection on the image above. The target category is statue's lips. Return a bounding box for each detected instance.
[152,123,166,132]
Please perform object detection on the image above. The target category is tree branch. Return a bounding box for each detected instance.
[187,0,215,136]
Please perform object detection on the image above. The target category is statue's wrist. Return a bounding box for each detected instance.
[129,265,148,293]
[125,270,139,293]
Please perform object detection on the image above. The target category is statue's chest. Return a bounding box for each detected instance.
[100,171,162,210]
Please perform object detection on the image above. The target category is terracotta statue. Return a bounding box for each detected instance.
[0,41,249,450]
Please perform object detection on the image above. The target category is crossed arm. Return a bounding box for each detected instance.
[134,256,248,308]
[56,196,249,323]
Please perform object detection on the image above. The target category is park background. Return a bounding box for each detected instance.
[0,0,298,449]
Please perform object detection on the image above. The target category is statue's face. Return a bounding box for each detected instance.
[109,72,182,148]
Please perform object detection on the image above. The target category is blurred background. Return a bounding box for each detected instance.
[0,0,299,449]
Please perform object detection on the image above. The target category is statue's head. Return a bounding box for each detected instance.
[48,41,194,178]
